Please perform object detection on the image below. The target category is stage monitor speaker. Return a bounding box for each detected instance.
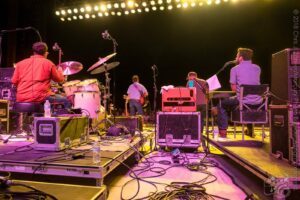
[156,112,201,148]
[290,123,300,167]
[107,116,143,135]
[271,48,300,104]
[0,100,9,134]
[34,116,89,151]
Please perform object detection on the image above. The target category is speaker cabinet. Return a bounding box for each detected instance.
[156,112,201,148]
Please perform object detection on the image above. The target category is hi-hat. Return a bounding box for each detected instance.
[87,53,117,72]
[59,61,83,75]
[90,62,120,75]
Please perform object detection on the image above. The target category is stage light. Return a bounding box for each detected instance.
[127,0,135,8]
[152,6,157,11]
[142,2,147,7]
[137,8,142,13]
[207,0,212,5]
[61,10,66,15]
[80,7,85,13]
[85,6,92,12]
[158,0,163,4]
[177,3,182,8]
[150,1,156,5]
[168,5,173,10]
[182,2,188,8]
[60,17,65,21]
[67,17,72,21]
[107,4,112,9]
[145,7,150,12]
[191,2,196,7]
[98,12,103,17]
[55,11,60,16]
[92,14,96,18]
[114,3,119,8]
[130,9,136,13]
[135,3,139,7]
[160,6,165,10]
[104,12,109,16]
[73,16,77,20]
[85,13,90,18]
[94,6,99,11]
[100,4,107,11]
[79,15,83,19]
[73,8,78,13]
[111,11,116,15]
[215,0,221,4]
[117,11,122,16]
[166,0,172,3]
[199,2,204,6]
[175,0,180,2]
[121,2,126,8]
[124,10,129,15]
[67,9,72,14]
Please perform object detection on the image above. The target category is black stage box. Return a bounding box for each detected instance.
[156,112,201,148]
[34,116,89,151]
[0,99,9,134]
[269,104,300,166]
[107,116,143,134]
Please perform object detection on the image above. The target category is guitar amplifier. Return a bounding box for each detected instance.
[34,116,89,151]
[162,87,196,112]
[156,112,201,148]
[290,123,300,167]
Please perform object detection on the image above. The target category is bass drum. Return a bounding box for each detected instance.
[74,91,100,118]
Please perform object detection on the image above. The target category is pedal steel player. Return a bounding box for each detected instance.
[12,42,71,109]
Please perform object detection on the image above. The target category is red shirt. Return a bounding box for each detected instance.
[11,55,64,102]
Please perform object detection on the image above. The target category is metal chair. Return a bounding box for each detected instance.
[231,84,269,141]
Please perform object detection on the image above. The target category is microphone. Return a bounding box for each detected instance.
[226,60,236,65]
[151,65,157,70]
[52,42,60,51]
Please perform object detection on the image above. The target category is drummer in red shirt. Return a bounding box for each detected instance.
[12,42,71,109]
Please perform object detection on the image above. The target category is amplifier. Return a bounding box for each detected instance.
[156,112,201,148]
[34,116,89,151]
[290,123,300,167]
[0,100,9,134]
[107,116,143,135]
[162,87,196,112]
[271,48,300,104]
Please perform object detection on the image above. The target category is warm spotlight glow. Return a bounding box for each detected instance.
[177,3,182,8]
[191,2,196,7]
[158,0,163,4]
[73,16,77,20]
[145,7,150,12]
[152,6,157,11]
[166,0,172,3]
[114,3,119,8]
[73,8,78,13]
[55,11,60,16]
[111,11,116,15]
[121,2,126,8]
[85,6,92,12]
[159,6,165,10]
[100,5,107,11]
[80,7,85,13]
[150,1,156,5]
[67,17,71,21]
[168,5,173,10]
[85,13,90,18]
[131,9,136,13]
[124,10,129,15]
[117,11,122,16]
[98,12,103,17]
[61,10,66,15]
[127,0,135,8]
[215,0,221,4]
[94,6,99,11]
[60,17,65,21]
[78,15,83,19]
[175,0,180,2]
[182,2,188,8]
[91,14,96,18]
[107,4,112,9]
[67,9,72,14]
[137,8,142,13]
[142,2,147,7]
[104,12,109,16]
[207,0,212,5]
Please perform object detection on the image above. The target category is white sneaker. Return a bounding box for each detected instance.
[218,137,227,142]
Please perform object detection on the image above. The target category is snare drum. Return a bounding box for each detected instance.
[63,80,80,97]
[77,79,99,92]
[74,91,100,118]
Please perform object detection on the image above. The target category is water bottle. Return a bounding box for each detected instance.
[44,100,51,117]
[213,126,219,140]
[92,140,101,164]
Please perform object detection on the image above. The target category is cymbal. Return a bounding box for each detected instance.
[59,61,83,76]
[90,62,120,75]
[87,53,117,72]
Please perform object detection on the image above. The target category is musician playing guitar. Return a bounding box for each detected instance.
[126,75,148,116]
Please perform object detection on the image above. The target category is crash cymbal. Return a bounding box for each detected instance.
[90,62,120,75]
[87,53,117,72]
[59,61,83,75]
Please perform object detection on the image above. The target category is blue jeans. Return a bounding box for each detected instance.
[46,94,72,109]
[217,97,239,130]
[129,99,143,116]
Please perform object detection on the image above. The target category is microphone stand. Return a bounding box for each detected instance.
[215,60,236,75]
[152,66,158,151]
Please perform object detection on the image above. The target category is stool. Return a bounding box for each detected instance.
[4,102,44,143]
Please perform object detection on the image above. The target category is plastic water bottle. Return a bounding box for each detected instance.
[44,100,51,117]
[213,126,219,140]
[92,140,101,164]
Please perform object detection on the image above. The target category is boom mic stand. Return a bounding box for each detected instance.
[151,65,158,151]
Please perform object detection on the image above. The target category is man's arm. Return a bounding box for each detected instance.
[11,66,19,86]
[231,84,237,92]
[51,65,65,83]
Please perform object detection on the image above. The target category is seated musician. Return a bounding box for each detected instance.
[217,48,261,139]
[127,75,148,116]
[11,42,71,109]
[186,71,209,133]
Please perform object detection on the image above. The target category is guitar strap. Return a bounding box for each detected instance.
[133,83,143,96]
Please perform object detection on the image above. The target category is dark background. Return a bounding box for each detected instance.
[0,0,298,110]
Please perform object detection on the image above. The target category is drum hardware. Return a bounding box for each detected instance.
[87,53,116,72]
[59,61,83,76]
[90,62,120,75]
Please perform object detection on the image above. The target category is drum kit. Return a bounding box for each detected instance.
[55,53,119,119]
